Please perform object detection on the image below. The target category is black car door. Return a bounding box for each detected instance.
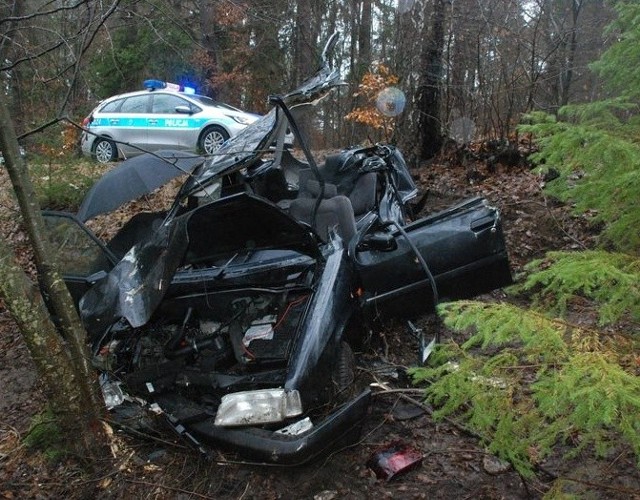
[42,211,118,307]
[354,197,513,318]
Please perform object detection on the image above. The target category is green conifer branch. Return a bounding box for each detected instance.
[411,301,640,476]
[517,251,640,324]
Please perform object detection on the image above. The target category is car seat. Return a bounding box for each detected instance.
[287,152,379,242]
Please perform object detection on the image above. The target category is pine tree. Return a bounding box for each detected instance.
[411,1,640,478]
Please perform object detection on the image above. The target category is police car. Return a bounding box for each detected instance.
[81,80,260,163]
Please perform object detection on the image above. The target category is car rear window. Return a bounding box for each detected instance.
[120,95,149,113]
[99,99,122,112]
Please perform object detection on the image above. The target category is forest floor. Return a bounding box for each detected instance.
[1,147,639,499]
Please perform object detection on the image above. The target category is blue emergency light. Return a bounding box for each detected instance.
[143,79,196,94]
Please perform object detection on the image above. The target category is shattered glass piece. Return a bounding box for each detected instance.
[275,417,313,436]
[420,335,436,364]
[367,440,423,481]
[149,403,163,414]
[100,374,124,409]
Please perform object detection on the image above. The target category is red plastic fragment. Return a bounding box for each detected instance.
[367,440,423,481]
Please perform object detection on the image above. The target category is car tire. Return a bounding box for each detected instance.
[333,341,356,395]
[93,137,117,163]
[199,126,229,155]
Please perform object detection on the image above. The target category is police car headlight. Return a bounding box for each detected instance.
[214,389,303,427]
[231,115,253,125]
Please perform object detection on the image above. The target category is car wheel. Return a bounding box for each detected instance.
[93,137,117,163]
[199,126,229,155]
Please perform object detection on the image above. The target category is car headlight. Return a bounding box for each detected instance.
[214,389,303,427]
[230,115,253,125]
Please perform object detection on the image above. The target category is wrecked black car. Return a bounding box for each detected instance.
[43,35,512,464]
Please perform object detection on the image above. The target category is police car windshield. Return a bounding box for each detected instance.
[190,95,241,112]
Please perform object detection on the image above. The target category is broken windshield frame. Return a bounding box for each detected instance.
[173,33,342,207]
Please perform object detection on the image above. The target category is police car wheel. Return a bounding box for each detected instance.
[93,138,117,163]
[199,126,229,155]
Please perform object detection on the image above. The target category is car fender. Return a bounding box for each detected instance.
[284,237,355,402]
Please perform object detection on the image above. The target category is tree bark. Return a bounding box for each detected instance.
[0,0,27,133]
[293,0,316,86]
[560,0,583,107]
[357,0,373,80]
[0,236,105,458]
[417,0,447,160]
[199,0,223,99]
[0,92,107,463]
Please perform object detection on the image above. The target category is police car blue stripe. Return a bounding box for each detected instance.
[89,116,236,130]
[91,117,150,128]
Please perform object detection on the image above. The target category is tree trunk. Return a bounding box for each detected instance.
[356,0,372,80]
[417,0,447,160]
[199,0,223,99]
[292,0,320,145]
[560,0,583,107]
[293,1,317,85]
[0,236,105,459]
[0,0,27,133]
[0,93,107,463]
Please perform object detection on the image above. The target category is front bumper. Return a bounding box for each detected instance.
[155,389,372,465]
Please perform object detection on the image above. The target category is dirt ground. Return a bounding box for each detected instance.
[1,150,639,499]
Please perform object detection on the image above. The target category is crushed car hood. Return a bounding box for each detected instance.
[79,35,342,337]
[80,193,320,335]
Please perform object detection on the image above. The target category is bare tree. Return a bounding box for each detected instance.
[533,0,612,111]
[1,0,617,172]
[434,0,614,144]
[293,0,323,86]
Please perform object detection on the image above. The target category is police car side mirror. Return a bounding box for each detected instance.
[175,105,192,115]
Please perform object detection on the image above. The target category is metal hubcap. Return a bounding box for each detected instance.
[95,141,114,163]
[203,131,226,154]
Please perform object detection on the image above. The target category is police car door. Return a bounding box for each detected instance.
[149,93,195,151]
[115,94,152,156]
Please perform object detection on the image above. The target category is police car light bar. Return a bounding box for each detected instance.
[143,79,196,94]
